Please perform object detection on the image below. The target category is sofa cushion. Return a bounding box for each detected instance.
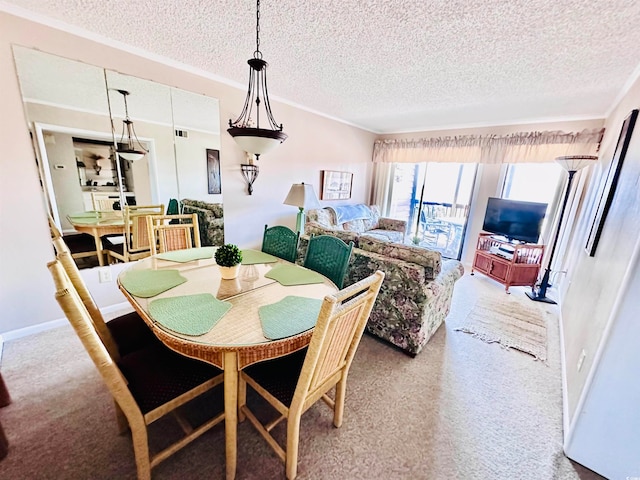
[361,229,405,243]
[305,223,359,246]
[359,236,442,279]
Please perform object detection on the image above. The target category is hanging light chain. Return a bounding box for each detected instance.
[255,0,261,58]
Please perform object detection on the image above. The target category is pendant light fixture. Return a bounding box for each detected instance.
[228,0,287,159]
[115,89,148,162]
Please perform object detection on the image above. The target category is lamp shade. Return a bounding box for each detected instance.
[117,149,145,162]
[228,127,287,156]
[283,183,321,210]
[555,155,598,172]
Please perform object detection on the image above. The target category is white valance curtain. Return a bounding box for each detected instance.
[372,128,604,164]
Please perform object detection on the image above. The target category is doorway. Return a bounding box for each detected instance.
[387,162,477,259]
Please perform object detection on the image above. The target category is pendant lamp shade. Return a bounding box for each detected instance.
[115,89,148,162]
[228,0,287,159]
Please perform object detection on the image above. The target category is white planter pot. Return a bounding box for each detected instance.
[219,264,241,280]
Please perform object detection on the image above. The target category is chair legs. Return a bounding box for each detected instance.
[285,416,302,480]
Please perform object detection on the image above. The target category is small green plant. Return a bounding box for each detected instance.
[215,243,243,267]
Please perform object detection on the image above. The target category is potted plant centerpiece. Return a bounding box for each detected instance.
[215,243,243,280]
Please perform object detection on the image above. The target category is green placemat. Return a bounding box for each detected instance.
[68,216,100,225]
[120,269,187,298]
[149,293,232,336]
[265,264,326,286]
[241,249,278,265]
[259,296,323,340]
[156,247,216,263]
[69,211,100,218]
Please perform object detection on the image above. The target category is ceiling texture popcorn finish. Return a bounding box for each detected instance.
[3,0,640,133]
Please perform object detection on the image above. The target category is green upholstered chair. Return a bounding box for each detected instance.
[262,225,300,263]
[303,234,354,289]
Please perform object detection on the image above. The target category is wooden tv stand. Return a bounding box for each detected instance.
[470,233,544,293]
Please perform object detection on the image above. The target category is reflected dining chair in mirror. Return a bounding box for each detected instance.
[303,234,354,289]
[262,224,300,263]
[48,213,98,264]
[104,204,165,263]
[238,271,385,479]
[147,213,200,255]
[48,259,225,480]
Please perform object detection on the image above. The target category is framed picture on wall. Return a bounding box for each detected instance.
[585,108,638,256]
[321,170,353,200]
[207,148,221,194]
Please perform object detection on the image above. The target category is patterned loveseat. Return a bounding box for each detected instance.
[180,199,224,246]
[305,204,406,245]
[298,235,464,356]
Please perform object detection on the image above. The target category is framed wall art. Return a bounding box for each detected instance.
[585,108,638,256]
[321,170,353,200]
[207,148,221,194]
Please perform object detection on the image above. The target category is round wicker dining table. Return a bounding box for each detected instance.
[118,253,337,480]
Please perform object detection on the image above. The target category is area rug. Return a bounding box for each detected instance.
[455,297,548,361]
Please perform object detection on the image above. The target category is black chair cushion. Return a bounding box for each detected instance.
[101,234,127,255]
[243,348,307,407]
[62,233,96,253]
[106,312,162,357]
[117,344,222,414]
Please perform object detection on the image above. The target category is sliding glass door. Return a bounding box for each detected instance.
[387,162,477,259]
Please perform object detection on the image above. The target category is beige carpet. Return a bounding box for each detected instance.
[455,295,549,361]
[0,274,603,479]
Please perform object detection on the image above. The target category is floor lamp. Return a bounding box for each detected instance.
[283,182,321,234]
[526,155,598,304]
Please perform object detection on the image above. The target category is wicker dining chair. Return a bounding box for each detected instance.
[147,213,201,255]
[302,234,354,289]
[262,224,300,263]
[52,237,160,360]
[48,259,225,480]
[238,270,385,479]
[104,204,165,263]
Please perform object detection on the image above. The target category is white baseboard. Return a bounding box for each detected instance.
[0,302,133,345]
[558,309,570,447]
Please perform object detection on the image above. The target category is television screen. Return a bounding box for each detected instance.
[482,197,548,244]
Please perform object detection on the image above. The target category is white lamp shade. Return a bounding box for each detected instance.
[232,135,282,156]
[555,155,598,172]
[283,183,321,210]
[117,150,145,162]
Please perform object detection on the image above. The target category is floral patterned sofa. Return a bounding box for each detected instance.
[297,235,464,356]
[305,204,406,245]
[180,199,224,246]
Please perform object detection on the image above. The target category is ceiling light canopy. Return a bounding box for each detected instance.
[228,0,287,159]
[114,89,148,162]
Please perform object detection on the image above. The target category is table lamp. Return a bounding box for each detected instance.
[283,182,321,234]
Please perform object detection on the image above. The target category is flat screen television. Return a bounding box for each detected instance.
[482,197,548,244]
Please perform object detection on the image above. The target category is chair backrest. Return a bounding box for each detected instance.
[147,213,201,255]
[125,205,165,256]
[47,259,143,424]
[91,192,119,211]
[262,224,300,263]
[52,237,120,359]
[47,213,62,239]
[303,234,354,289]
[293,271,384,411]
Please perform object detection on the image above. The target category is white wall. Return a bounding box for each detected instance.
[0,11,376,334]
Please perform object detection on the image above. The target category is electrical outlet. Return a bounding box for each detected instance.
[577,349,586,372]
[98,267,112,283]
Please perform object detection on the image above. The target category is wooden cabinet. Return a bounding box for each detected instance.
[471,233,544,293]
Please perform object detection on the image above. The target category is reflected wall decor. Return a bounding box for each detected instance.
[321,170,353,200]
[585,109,638,256]
[207,148,221,194]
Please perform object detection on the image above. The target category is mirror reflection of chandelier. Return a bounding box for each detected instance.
[114,89,148,162]
[227,0,287,159]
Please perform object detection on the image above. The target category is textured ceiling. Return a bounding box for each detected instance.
[3,0,640,133]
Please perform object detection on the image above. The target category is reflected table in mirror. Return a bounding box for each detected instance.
[66,212,125,266]
[118,253,337,479]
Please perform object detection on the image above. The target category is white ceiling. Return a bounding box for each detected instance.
[4,0,640,133]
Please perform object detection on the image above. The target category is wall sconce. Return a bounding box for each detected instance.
[241,164,259,195]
